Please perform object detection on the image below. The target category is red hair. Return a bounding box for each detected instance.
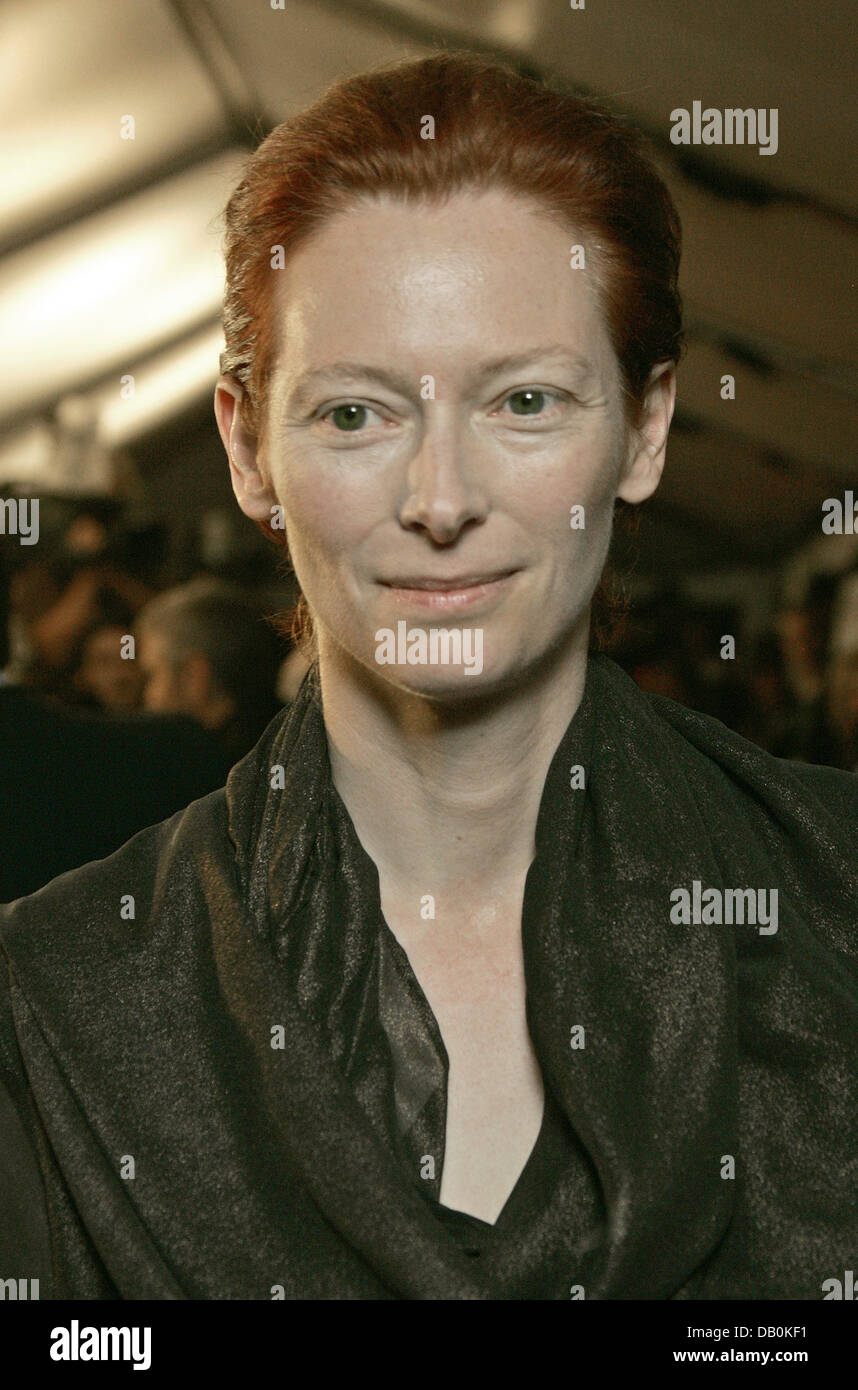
[219,51,683,651]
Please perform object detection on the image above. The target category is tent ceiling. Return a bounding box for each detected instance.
[1,0,854,574]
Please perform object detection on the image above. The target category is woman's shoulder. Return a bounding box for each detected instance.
[0,782,233,982]
[592,660,858,958]
[0,949,54,1288]
[0,781,243,1168]
[770,750,858,810]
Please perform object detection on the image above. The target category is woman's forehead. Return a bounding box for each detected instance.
[267,193,616,395]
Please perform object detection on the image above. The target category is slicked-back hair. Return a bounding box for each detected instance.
[219,51,683,655]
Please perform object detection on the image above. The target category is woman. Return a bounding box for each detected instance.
[1,52,856,1301]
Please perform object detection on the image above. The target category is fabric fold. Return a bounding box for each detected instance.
[1,654,856,1298]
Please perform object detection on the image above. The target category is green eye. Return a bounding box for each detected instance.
[328,403,369,431]
[506,390,548,415]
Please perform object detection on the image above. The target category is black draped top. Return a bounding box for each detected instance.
[422,1084,592,1265]
[1,654,856,1299]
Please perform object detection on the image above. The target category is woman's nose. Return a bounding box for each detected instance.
[398,415,489,540]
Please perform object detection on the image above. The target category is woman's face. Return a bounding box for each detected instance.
[220,187,674,698]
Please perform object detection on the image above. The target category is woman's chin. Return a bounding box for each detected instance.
[366,647,538,704]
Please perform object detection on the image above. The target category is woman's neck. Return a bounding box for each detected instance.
[316,632,589,906]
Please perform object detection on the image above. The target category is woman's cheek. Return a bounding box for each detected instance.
[270,467,338,563]
[530,450,618,542]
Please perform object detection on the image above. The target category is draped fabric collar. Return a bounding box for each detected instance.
[4,652,857,1299]
[220,652,741,1298]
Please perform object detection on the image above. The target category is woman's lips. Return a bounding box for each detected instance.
[379,571,519,612]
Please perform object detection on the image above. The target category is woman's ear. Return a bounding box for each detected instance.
[214,375,279,521]
[615,362,677,505]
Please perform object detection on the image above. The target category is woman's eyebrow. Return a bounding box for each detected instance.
[285,348,595,407]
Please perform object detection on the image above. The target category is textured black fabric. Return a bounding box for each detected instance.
[0,653,856,1299]
[421,1082,591,1263]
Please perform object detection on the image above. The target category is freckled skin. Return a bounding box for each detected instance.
[214,186,676,902]
[218,187,674,704]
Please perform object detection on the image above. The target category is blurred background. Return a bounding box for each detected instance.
[0,0,856,892]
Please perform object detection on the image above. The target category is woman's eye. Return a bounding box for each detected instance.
[316,390,564,433]
[319,402,382,432]
[501,389,562,418]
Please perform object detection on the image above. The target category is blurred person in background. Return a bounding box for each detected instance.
[5,495,156,706]
[0,547,231,901]
[70,591,144,714]
[735,630,794,751]
[816,571,858,772]
[765,570,856,769]
[135,577,288,766]
[772,572,838,712]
